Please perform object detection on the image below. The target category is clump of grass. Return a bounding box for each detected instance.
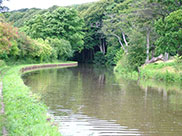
[3,66,61,136]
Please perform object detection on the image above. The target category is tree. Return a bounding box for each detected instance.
[81,0,109,54]
[23,7,85,52]
[155,9,182,56]
[149,0,182,16]
[102,0,136,53]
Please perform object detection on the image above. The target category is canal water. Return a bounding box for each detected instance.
[22,64,182,136]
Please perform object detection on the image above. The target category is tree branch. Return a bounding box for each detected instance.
[110,33,127,53]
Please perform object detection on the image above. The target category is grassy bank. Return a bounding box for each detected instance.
[115,59,182,83]
[140,60,182,82]
[0,62,77,136]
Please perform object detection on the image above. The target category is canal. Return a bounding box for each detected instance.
[22,64,182,136]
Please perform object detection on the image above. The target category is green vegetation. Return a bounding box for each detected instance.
[1,62,77,136]
[3,66,60,136]
[1,6,84,64]
[3,0,182,68]
[0,21,74,63]
[115,58,182,82]
[140,60,182,82]
[1,0,182,134]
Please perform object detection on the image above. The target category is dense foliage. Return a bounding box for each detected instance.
[1,7,84,63]
[155,9,182,56]
[21,8,84,52]
[0,21,74,63]
[2,0,182,68]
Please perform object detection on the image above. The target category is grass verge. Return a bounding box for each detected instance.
[1,62,77,136]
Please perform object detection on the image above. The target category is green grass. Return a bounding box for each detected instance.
[0,62,77,136]
[0,66,8,136]
[140,61,182,82]
[115,60,182,82]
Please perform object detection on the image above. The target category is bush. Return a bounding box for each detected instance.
[0,22,19,58]
[32,39,53,62]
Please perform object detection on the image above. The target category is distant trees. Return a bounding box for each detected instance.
[22,7,85,53]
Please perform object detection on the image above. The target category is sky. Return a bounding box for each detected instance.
[3,0,98,11]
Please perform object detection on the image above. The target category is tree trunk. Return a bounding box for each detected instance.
[99,38,106,55]
[164,52,169,61]
[145,54,164,64]
[145,31,150,63]
[122,32,128,47]
[102,39,106,55]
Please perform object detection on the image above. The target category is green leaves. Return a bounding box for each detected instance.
[155,9,182,55]
[22,7,85,52]
[47,38,73,61]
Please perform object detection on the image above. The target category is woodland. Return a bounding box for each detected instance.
[1,0,182,71]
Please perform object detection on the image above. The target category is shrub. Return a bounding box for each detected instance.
[0,22,19,58]
[32,39,52,62]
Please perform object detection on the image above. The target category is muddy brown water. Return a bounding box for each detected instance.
[22,64,182,136]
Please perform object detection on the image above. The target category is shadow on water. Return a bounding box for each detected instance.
[22,64,182,136]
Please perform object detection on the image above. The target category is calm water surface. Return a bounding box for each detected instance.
[22,64,182,136]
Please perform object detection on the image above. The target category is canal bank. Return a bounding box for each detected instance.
[0,62,77,136]
[115,59,182,82]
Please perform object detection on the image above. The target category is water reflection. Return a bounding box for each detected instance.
[22,64,182,136]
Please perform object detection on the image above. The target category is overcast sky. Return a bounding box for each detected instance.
[3,0,98,11]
